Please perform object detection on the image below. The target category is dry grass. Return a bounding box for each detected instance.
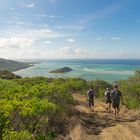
[68,123,98,140]
[99,123,140,140]
[69,124,83,140]
[61,93,140,140]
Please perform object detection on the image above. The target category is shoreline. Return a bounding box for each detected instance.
[12,64,34,72]
[12,59,140,83]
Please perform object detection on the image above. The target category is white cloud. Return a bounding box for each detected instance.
[44,40,52,44]
[20,49,42,58]
[39,24,49,28]
[96,37,105,41]
[0,48,42,59]
[56,25,84,31]
[3,19,36,29]
[0,37,34,48]
[49,15,56,18]
[8,27,68,40]
[35,14,60,21]
[67,38,75,42]
[18,1,35,8]
[48,15,60,19]
[75,49,88,55]
[111,37,121,40]
[59,46,75,55]
[0,28,58,48]
[59,46,88,56]
[0,26,72,59]
[119,50,124,54]
[0,25,70,55]
[96,37,121,41]
[35,14,47,18]
[10,8,15,11]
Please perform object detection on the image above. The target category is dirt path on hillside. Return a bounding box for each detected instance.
[60,93,140,140]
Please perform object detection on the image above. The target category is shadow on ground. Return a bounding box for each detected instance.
[75,102,138,136]
[77,110,138,136]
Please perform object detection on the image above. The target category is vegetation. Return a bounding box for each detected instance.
[0,71,140,139]
[87,80,112,98]
[86,71,140,109]
[117,71,140,109]
[0,77,85,140]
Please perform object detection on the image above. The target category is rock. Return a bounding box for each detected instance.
[0,70,21,79]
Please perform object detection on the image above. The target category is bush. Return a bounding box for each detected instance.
[0,77,74,139]
[3,130,34,140]
[118,71,140,109]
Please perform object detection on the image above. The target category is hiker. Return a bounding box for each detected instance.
[104,88,112,112]
[87,87,95,111]
[111,85,123,120]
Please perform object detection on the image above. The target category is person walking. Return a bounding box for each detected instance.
[87,87,95,111]
[111,85,123,120]
[104,88,112,112]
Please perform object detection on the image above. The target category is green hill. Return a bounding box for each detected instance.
[0,58,31,72]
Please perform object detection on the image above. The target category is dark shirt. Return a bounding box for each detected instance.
[87,89,94,101]
[111,89,122,103]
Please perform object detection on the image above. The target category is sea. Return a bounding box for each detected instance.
[14,59,140,83]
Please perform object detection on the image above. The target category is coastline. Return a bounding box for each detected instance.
[13,64,34,72]
[13,59,140,83]
[0,58,36,72]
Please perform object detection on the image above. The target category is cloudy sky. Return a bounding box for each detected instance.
[0,0,140,59]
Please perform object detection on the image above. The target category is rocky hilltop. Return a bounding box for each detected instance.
[0,70,21,79]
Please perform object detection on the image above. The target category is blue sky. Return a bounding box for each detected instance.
[0,0,140,59]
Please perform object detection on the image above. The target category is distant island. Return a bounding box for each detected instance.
[0,58,32,72]
[49,67,73,73]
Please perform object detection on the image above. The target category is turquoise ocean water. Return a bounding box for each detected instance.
[14,59,140,83]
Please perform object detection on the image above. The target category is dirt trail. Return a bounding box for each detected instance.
[65,93,140,140]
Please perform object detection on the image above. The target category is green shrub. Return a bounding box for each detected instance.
[0,78,74,139]
[3,130,34,140]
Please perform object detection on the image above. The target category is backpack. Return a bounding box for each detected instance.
[88,90,94,100]
[105,91,111,100]
[111,90,121,103]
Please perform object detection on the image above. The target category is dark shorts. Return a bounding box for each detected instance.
[112,102,120,108]
[106,99,112,104]
[88,100,94,106]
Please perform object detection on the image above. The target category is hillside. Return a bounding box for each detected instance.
[0,58,31,72]
[0,72,139,140]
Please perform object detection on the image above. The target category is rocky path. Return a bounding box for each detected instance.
[66,93,140,140]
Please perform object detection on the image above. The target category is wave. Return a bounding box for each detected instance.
[83,68,134,75]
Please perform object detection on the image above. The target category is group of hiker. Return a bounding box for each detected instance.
[87,85,123,120]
